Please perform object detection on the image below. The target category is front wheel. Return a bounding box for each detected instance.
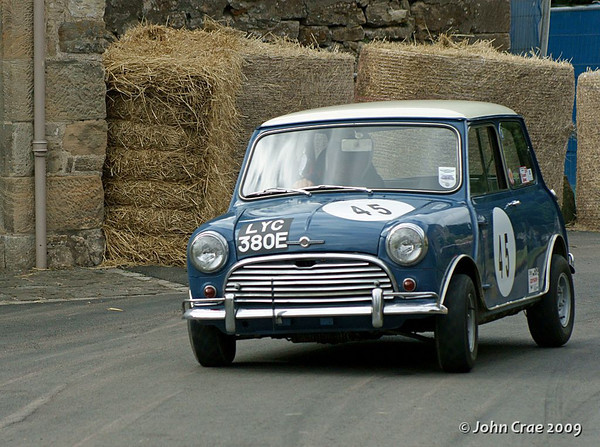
[188,321,236,367]
[435,274,478,373]
[527,255,574,347]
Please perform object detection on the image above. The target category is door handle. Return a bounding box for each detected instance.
[505,200,521,208]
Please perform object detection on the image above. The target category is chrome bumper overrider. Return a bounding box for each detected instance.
[182,288,447,334]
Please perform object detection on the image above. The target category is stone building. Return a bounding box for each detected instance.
[0,0,510,271]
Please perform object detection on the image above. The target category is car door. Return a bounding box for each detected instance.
[497,120,558,298]
[467,123,530,309]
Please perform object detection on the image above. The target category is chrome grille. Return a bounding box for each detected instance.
[225,255,395,304]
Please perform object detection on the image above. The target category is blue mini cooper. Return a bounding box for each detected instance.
[182,100,575,372]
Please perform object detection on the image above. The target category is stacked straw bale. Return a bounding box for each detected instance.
[355,39,575,205]
[103,25,355,265]
[235,41,355,162]
[103,25,243,265]
[575,70,600,230]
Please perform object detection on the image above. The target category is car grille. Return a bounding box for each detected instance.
[225,255,395,304]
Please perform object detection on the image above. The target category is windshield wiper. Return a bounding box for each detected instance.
[302,184,373,194]
[245,187,312,198]
[245,184,374,198]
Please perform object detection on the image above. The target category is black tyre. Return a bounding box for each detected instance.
[436,274,478,373]
[527,255,574,347]
[188,321,236,367]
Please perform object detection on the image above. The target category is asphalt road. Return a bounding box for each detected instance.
[1,231,599,447]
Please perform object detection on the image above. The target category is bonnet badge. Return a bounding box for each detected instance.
[287,236,325,248]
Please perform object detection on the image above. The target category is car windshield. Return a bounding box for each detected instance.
[240,124,460,197]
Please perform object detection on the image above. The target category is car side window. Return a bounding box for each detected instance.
[468,125,506,196]
[499,121,536,188]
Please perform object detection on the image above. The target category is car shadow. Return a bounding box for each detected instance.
[229,335,547,376]
[233,336,437,376]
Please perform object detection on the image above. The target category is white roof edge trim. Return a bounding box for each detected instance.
[261,100,519,127]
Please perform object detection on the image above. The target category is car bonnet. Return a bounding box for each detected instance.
[232,194,436,259]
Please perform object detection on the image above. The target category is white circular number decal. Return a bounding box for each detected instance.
[492,207,516,297]
[322,199,414,222]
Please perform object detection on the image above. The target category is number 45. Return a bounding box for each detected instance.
[351,204,392,216]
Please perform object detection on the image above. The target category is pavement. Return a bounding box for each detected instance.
[0,265,189,306]
[0,230,597,306]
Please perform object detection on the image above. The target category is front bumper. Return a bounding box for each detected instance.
[182,288,447,334]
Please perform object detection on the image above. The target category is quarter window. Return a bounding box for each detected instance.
[467,125,506,196]
[499,121,536,188]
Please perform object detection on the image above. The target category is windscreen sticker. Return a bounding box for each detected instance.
[492,207,516,297]
[236,218,292,255]
[519,166,528,184]
[528,267,540,294]
[322,199,414,222]
[519,166,534,184]
[438,167,457,189]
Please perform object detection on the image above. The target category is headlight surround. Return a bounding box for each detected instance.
[386,223,428,266]
[188,231,229,273]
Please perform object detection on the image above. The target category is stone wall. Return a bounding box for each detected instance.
[105,0,511,52]
[0,0,110,270]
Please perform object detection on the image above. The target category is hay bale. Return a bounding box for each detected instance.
[104,148,208,181]
[105,206,199,235]
[103,25,243,265]
[103,24,242,195]
[108,120,198,151]
[104,226,188,266]
[235,39,355,164]
[102,24,355,265]
[356,39,575,205]
[104,24,243,132]
[104,179,204,211]
[575,70,600,230]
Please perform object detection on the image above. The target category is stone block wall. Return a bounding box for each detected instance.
[0,0,110,270]
[105,0,511,52]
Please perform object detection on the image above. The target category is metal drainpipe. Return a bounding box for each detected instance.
[540,0,552,58]
[33,0,47,269]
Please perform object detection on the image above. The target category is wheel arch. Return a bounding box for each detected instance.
[542,234,573,292]
[550,234,568,260]
[440,255,486,314]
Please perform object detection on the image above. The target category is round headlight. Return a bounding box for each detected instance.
[386,223,428,266]
[189,231,228,273]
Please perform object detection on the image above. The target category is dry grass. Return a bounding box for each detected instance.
[104,147,209,181]
[104,226,188,266]
[108,120,198,151]
[105,206,200,235]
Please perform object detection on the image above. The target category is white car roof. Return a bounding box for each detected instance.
[262,100,518,127]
